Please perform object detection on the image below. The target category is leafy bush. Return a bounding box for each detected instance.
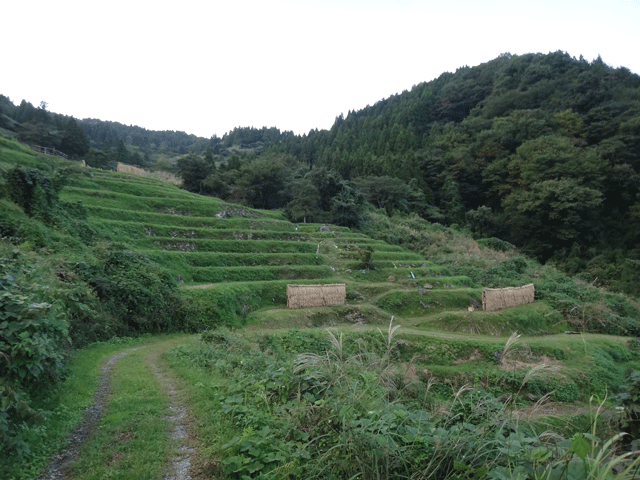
[551,381,581,402]
[0,247,71,456]
[76,244,189,333]
[356,245,374,270]
[614,370,640,449]
[476,237,516,252]
[5,166,64,222]
[482,256,530,287]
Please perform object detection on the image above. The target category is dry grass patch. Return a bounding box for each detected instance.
[500,354,562,373]
[453,348,485,364]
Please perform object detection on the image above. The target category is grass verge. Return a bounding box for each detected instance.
[66,335,197,480]
[2,336,151,480]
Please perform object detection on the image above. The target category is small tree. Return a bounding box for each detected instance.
[330,183,362,228]
[357,246,374,270]
[286,178,320,223]
[177,153,210,193]
[59,117,90,159]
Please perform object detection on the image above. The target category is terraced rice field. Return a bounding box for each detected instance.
[63,170,482,327]
[59,168,631,395]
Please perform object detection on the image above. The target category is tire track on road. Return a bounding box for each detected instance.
[144,346,197,480]
[37,346,144,480]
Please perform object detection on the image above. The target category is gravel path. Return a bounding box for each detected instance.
[145,348,196,480]
[37,347,144,480]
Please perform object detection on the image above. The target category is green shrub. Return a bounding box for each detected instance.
[482,256,530,287]
[0,247,71,457]
[76,244,189,333]
[614,370,640,449]
[257,330,330,356]
[551,381,581,402]
[4,166,64,222]
[356,245,374,270]
[476,237,516,252]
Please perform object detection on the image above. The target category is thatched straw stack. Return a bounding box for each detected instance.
[482,283,535,312]
[321,284,346,307]
[287,284,346,309]
[117,162,146,176]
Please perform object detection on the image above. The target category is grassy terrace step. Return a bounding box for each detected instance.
[62,191,212,213]
[343,252,426,261]
[132,237,318,253]
[73,171,179,185]
[375,287,483,317]
[343,282,398,299]
[141,251,324,269]
[344,260,451,274]
[336,256,443,267]
[182,265,334,283]
[300,232,372,240]
[63,189,280,219]
[89,220,316,242]
[88,169,175,183]
[413,301,568,336]
[283,224,353,233]
[321,237,397,246]
[67,178,196,199]
[321,242,405,253]
[182,278,343,326]
[82,206,316,231]
[82,206,288,228]
[343,270,472,287]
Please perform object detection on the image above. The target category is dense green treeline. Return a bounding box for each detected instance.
[0,97,211,170]
[175,52,640,296]
[80,118,210,157]
[3,51,640,295]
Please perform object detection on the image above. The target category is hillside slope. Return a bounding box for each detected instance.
[2,138,640,477]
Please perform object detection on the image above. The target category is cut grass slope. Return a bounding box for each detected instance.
[64,168,491,329]
[55,163,640,399]
[57,168,572,333]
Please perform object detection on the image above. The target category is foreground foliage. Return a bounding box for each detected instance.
[0,139,190,459]
[168,326,640,479]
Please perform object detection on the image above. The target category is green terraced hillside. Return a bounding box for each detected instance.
[60,168,564,337]
[3,136,637,408]
[57,169,487,323]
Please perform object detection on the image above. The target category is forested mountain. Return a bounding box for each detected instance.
[183,51,640,296]
[2,51,639,296]
[0,97,212,169]
[79,118,210,155]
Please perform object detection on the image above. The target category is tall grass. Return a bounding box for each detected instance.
[168,326,640,480]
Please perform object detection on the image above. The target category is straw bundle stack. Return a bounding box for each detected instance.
[322,284,346,307]
[482,283,535,312]
[287,284,346,309]
[117,162,146,176]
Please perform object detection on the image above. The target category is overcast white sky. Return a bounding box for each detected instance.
[3,0,640,139]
